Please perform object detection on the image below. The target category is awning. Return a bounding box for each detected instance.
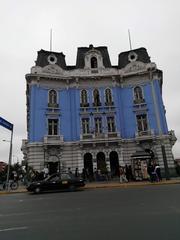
[131,150,151,159]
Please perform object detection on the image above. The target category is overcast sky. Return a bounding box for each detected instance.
[0,0,179,164]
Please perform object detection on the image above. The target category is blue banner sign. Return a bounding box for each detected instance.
[0,117,13,131]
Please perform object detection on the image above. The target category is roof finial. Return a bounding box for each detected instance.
[50,28,53,52]
[128,29,132,51]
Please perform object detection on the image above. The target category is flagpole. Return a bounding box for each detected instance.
[128,29,132,50]
[6,128,13,191]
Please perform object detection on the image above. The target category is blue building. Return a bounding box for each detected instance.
[22,45,176,178]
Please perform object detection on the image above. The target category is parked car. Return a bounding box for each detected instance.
[26,173,85,193]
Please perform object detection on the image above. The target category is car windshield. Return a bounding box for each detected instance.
[45,173,74,181]
[45,174,59,182]
[61,174,72,180]
[49,176,60,182]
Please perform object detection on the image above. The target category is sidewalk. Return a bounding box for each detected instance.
[85,178,180,189]
[0,178,180,195]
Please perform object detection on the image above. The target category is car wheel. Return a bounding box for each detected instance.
[34,187,41,194]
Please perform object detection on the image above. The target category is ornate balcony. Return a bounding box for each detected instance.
[44,135,64,145]
[107,132,119,138]
[135,129,155,140]
[80,133,93,140]
[133,99,145,105]
[93,133,105,139]
[48,103,59,108]
[80,103,89,108]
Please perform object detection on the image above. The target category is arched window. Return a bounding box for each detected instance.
[134,86,144,104]
[81,89,89,107]
[91,57,98,68]
[48,89,58,107]
[105,88,113,106]
[93,89,101,106]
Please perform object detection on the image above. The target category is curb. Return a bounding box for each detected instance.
[84,180,180,190]
[0,180,180,195]
[0,189,27,195]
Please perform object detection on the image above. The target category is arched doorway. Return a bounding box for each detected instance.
[84,153,93,177]
[48,162,58,175]
[97,152,106,173]
[109,151,119,177]
[48,155,59,175]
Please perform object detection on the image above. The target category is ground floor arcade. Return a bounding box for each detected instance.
[21,134,177,179]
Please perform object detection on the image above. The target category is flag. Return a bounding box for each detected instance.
[0,116,13,131]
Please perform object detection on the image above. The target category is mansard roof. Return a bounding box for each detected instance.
[36,49,67,69]
[118,47,151,69]
[34,46,151,70]
[76,45,112,68]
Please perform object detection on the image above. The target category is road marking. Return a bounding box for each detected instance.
[0,226,28,232]
[0,212,31,217]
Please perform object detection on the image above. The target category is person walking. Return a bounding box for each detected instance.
[119,166,128,183]
[75,168,79,178]
[155,164,162,181]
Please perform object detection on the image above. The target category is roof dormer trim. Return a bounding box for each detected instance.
[84,49,105,70]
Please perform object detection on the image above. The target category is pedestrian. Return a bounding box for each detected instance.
[142,162,148,180]
[125,165,130,181]
[94,168,98,181]
[81,168,86,180]
[128,165,134,181]
[148,162,157,182]
[119,166,128,183]
[75,167,79,178]
[155,164,162,181]
[68,167,72,174]
[147,163,153,182]
[43,167,49,178]
[96,169,101,181]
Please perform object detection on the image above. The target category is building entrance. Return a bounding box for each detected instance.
[84,153,93,177]
[109,151,119,177]
[97,152,106,173]
[48,162,58,175]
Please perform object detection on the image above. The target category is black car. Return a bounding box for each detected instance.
[27,173,85,193]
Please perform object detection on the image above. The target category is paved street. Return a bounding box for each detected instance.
[0,184,180,240]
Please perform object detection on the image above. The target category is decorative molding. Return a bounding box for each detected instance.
[123,61,146,74]
[42,64,64,75]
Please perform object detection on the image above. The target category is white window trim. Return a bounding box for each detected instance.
[133,86,144,102]
[47,118,59,136]
[104,87,113,105]
[48,89,59,105]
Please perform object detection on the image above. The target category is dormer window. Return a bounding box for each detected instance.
[91,57,98,68]
[93,89,101,107]
[133,86,145,104]
[80,89,89,107]
[84,49,104,70]
[48,89,58,108]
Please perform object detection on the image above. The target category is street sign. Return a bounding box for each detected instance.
[0,116,13,131]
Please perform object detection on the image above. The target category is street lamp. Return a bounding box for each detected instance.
[2,137,13,190]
